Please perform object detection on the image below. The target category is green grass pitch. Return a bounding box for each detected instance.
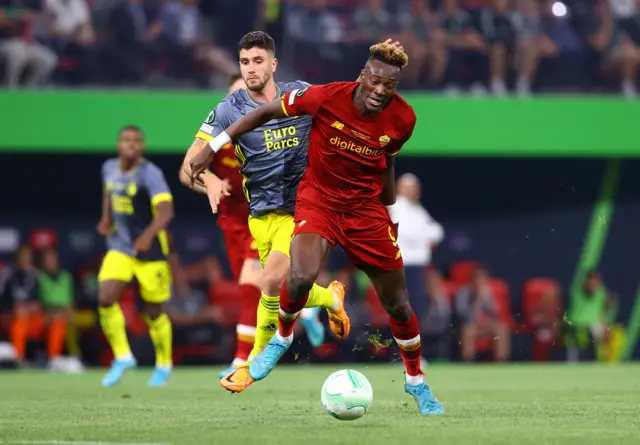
[1,364,639,445]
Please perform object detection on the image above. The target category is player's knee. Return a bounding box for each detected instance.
[382,300,412,322]
[286,270,316,297]
[145,303,164,320]
[98,287,119,308]
[260,271,284,297]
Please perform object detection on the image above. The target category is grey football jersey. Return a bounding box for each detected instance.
[102,158,172,261]
[197,81,312,217]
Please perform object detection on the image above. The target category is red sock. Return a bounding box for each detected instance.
[278,281,309,338]
[390,312,423,377]
[234,284,260,362]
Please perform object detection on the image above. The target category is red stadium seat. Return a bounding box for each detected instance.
[441,280,459,303]
[522,278,561,331]
[449,260,479,286]
[208,280,242,326]
[488,278,519,331]
[474,278,517,353]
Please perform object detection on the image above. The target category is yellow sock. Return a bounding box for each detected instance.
[146,313,173,368]
[306,283,336,310]
[99,304,132,359]
[249,293,279,358]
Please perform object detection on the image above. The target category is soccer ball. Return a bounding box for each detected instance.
[320,369,373,421]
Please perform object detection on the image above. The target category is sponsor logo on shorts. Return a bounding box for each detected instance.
[330,136,384,157]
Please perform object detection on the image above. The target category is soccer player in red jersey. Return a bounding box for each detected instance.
[190,42,444,415]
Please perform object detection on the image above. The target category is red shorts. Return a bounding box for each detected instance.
[293,198,403,271]
[221,223,260,281]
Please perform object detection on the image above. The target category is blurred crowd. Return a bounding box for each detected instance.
[0,174,625,369]
[1,0,640,96]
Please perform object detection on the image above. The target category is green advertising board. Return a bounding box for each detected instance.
[0,90,636,157]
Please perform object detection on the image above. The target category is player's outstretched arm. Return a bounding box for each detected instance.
[183,138,232,214]
[189,99,286,180]
[180,138,216,194]
[214,100,285,150]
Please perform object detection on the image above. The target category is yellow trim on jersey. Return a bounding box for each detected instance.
[233,143,250,202]
[281,98,290,117]
[150,199,171,257]
[241,173,250,203]
[234,143,246,165]
[196,131,214,142]
[158,230,170,256]
[151,193,173,207]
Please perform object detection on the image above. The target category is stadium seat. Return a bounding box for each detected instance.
[449,260,479,286]
[473,278,517,354]
[521,278,562,361]
[521,278,561,331]
[441,280,458,303]
[208,280,242,326]
[488,278,519,331]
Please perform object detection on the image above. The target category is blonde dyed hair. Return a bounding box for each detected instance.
[369,42,409,68]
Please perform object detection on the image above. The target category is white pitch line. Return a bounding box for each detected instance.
[2,441,170,445]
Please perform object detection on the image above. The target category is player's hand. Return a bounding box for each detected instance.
[189,149,215,187]
[97,218,112,236]
[202,176,231,214]
[132,232,153,256]
[383,38,404,53]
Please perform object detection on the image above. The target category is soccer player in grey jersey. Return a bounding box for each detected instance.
[98,125,175,388]
[181,32,351,389]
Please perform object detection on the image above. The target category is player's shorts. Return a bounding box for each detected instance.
[221,223,261,280]
[98,250,172,303]
[293,199,403,271]
[247,211,294,266]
